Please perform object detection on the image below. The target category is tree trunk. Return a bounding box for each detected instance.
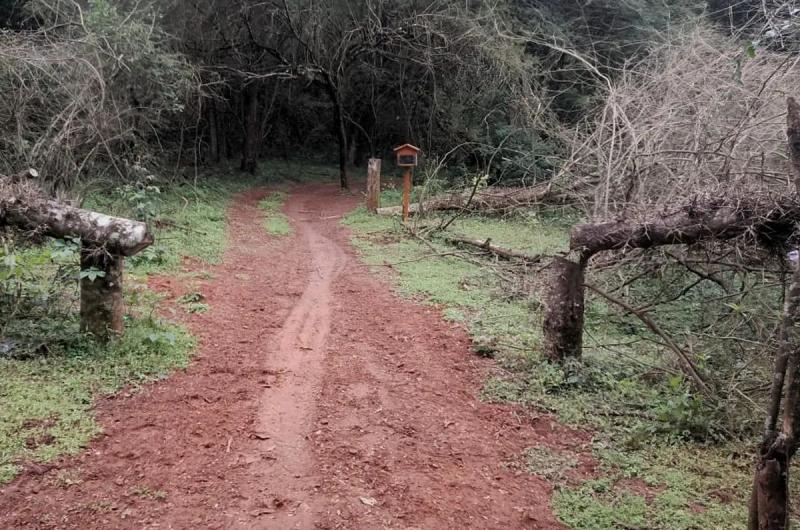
[348,136,358,167]
[324,81,349,190]
[750,439,790,530]
[335,97,349,189]
[208,99,220,164]
[79,245,124,339]
[542,257,586,361]
[367,158,381,213]
[241,82,259,174]
[570,196,800,256]
[788,97,800,194]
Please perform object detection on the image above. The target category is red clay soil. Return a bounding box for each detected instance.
[0,183,590,529]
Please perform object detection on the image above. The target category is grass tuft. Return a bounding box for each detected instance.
[259,192,293,236]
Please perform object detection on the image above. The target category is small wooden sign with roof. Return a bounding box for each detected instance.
[394,144,421,222]
[394,143,421,168]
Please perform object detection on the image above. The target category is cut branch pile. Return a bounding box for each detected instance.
[564,28,800,218]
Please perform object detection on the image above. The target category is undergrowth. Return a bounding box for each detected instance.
[0,172,249,484]
[342,190,768,529]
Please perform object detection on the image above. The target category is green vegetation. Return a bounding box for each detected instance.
[553,445,746,530]
[259,191,293,236]
[257,160,340,184]
[342,194,763,529]
[0,177,245,484]
[0,318,192,483]
[87,175,252,272]
[130,484,168,501]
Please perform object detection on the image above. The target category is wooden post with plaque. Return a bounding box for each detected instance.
[393,144,421,223]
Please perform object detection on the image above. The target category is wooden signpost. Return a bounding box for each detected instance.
[367,158,381,213]
[393,144,421,222]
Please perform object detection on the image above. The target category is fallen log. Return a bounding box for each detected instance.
[570,195,800,258]
[376,184,562,216]
[0,195,153,256]
[1,177,153,338]
[444,235,542,263]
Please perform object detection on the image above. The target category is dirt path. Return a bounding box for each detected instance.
[0,183,587,529]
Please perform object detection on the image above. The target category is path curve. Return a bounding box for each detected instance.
[0,183,588,529]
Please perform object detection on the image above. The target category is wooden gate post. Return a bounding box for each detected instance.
[79,244,125,339]
[367,158,381,213]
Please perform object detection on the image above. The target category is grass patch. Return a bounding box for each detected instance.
[87,175,252,273]
[0,314,192,483]
[259,191,293,236]
[342,204,762,529]
[525,445,579,482]
[553,443,748,529]
[0,175,248,484]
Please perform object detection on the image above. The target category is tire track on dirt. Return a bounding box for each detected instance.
[238,191,348,528]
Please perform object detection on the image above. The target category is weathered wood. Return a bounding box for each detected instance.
[367,158,381,213]
[542,257,585,361]
[2,178,153,340]
[376,184,561,216]
[79,245,124,338]
[1,194,153,256]
[444,235,542,263]
[571,197,800,258]
[788,97,800,194]
[756,454,790,530]
[377,202,421,216]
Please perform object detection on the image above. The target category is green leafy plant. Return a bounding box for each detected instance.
[177,292,209,314]
[117,173,161,223]
[79,267,106,282]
